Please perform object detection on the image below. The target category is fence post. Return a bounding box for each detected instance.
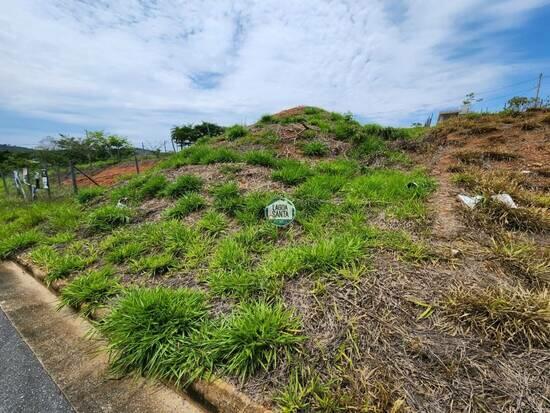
[134,153,140,174]
[1,172,9,195]
[56,166,62,186]
[44,169,51,199]
[69,161,78,194]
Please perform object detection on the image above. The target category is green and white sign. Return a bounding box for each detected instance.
[265,198,296,227]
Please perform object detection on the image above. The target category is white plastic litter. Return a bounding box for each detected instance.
[116,197,128,209]
[491,193,517,209]
[457,194,483,209]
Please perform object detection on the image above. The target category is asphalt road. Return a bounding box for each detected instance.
[0,308,73,413]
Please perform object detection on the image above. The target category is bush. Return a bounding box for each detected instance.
[227,125,248,140]
[165,193,206,219]
[301,141,329,157]
[163,175,203,198]
[87,205,132,232]
[244,150,279,168]
[272,160,312,186]
[76,186,104,204]
[59,267,121,315]
[209,301,304,380]
[97,287,209,378]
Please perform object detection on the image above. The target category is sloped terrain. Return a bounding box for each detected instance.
[1,107,548,412]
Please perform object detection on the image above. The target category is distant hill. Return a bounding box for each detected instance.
[0,144,33,153]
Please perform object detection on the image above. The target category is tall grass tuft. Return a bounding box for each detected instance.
[165,193,206,219]
[209,301,304,380]
[87,205,132,232]
[163,174,203,198]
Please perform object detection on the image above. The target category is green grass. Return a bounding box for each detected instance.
[59,267,121,315]
[209,301,304,381]
[272,160,312,186]
[165,193,206,219]
[235,191,275,225]
[207,270,282,300]
[87,205,132,232]
[160,145,241,168]
[30,244,97,285]
[139,174,168,199]
[315,159,359,177]
[107,241,146,264]
[210,239,251,271]
[227,124,248,140]
[130,253,176,276]
[0,229,43,259]
[97,287,210,379]
[76,186,105,204]
[211,182,243,215]
[244,150,279,167]
[163,175,203,198]
[301,141,329,157]
[197,211,228,236]
[294,174,346,215]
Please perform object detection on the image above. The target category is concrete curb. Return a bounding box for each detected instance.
[11,257,272,413]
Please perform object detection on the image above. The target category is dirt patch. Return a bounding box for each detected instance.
[67,159,158,188]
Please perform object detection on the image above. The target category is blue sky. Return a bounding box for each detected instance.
[1,0,550,148]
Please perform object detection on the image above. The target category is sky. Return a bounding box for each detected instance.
[1,0,550,149]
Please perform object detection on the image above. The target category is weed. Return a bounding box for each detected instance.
[131,253,176,276]
[165,193,206,219]
[163,175,203,198]
[59,267,121,316]
[227,124,248,140]
[197,210,228,236]
[76,186,104,204]
[244,150,279,168]
[209,301,304,380]
[301,141,329,157]
[97,287,209,378]
[272,160,312,186]
[87,205,132,232]
[443,285,550,347]
[0,229,43,259]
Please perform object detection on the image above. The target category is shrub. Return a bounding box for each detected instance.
[260,114,275,123]
[244,150,279,168]
[209,301,304,380]
[97,287,209,378]
[131,253,176,276]
[0,229,43,259]
[163,175,203,198]
[272,161,312,186]
[301,141,329,157]
[87,205,132,232]
[227,125,248,140]
[211,182,243,215]
[76,186,104,204]
[442,285,550,347]
[165,193,206,219]
[59,267,121,315]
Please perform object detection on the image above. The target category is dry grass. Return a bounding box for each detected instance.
[441,285,550,348]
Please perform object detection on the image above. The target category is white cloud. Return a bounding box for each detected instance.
[0,0,549,145]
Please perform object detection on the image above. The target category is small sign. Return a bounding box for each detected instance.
[265,198,296,227]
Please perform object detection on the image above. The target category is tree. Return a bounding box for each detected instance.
[505,96,537,112]
[170,122,225,148]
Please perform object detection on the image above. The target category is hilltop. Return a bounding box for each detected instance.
[0,106,548,412]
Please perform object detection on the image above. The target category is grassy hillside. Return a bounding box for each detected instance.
[1,106,548,412]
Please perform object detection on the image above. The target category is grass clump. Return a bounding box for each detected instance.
[0,229,43,259]
[301,141,329,157]
[165,193,206,219]
[106,241,146,264]
[76,186,104,204]
[207,270,282,300]
[442,285,550,347]
[210,239,250,271]
[235,191,275,225]
[315,159,359,177]
[244,150,279,168]
[59,267,121,316]
[211,182,243,215]
[163,175,203,198]
[294,174,346,215]
[97,287,209,379]
[131,253,176,276]
[197,210,228,236]
[272,160,312,186]
[32,246,97,285]
[161,145,241,168]
[476,199,550,233]
[87,205,132,232]
[209,301,304,380]
[227,124,248,140]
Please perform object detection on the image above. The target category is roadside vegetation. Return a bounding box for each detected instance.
[1,105,548,412]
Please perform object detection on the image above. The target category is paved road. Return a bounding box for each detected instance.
[0,308,73,413]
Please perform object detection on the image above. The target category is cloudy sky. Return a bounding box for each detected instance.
[1,0,550,148]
